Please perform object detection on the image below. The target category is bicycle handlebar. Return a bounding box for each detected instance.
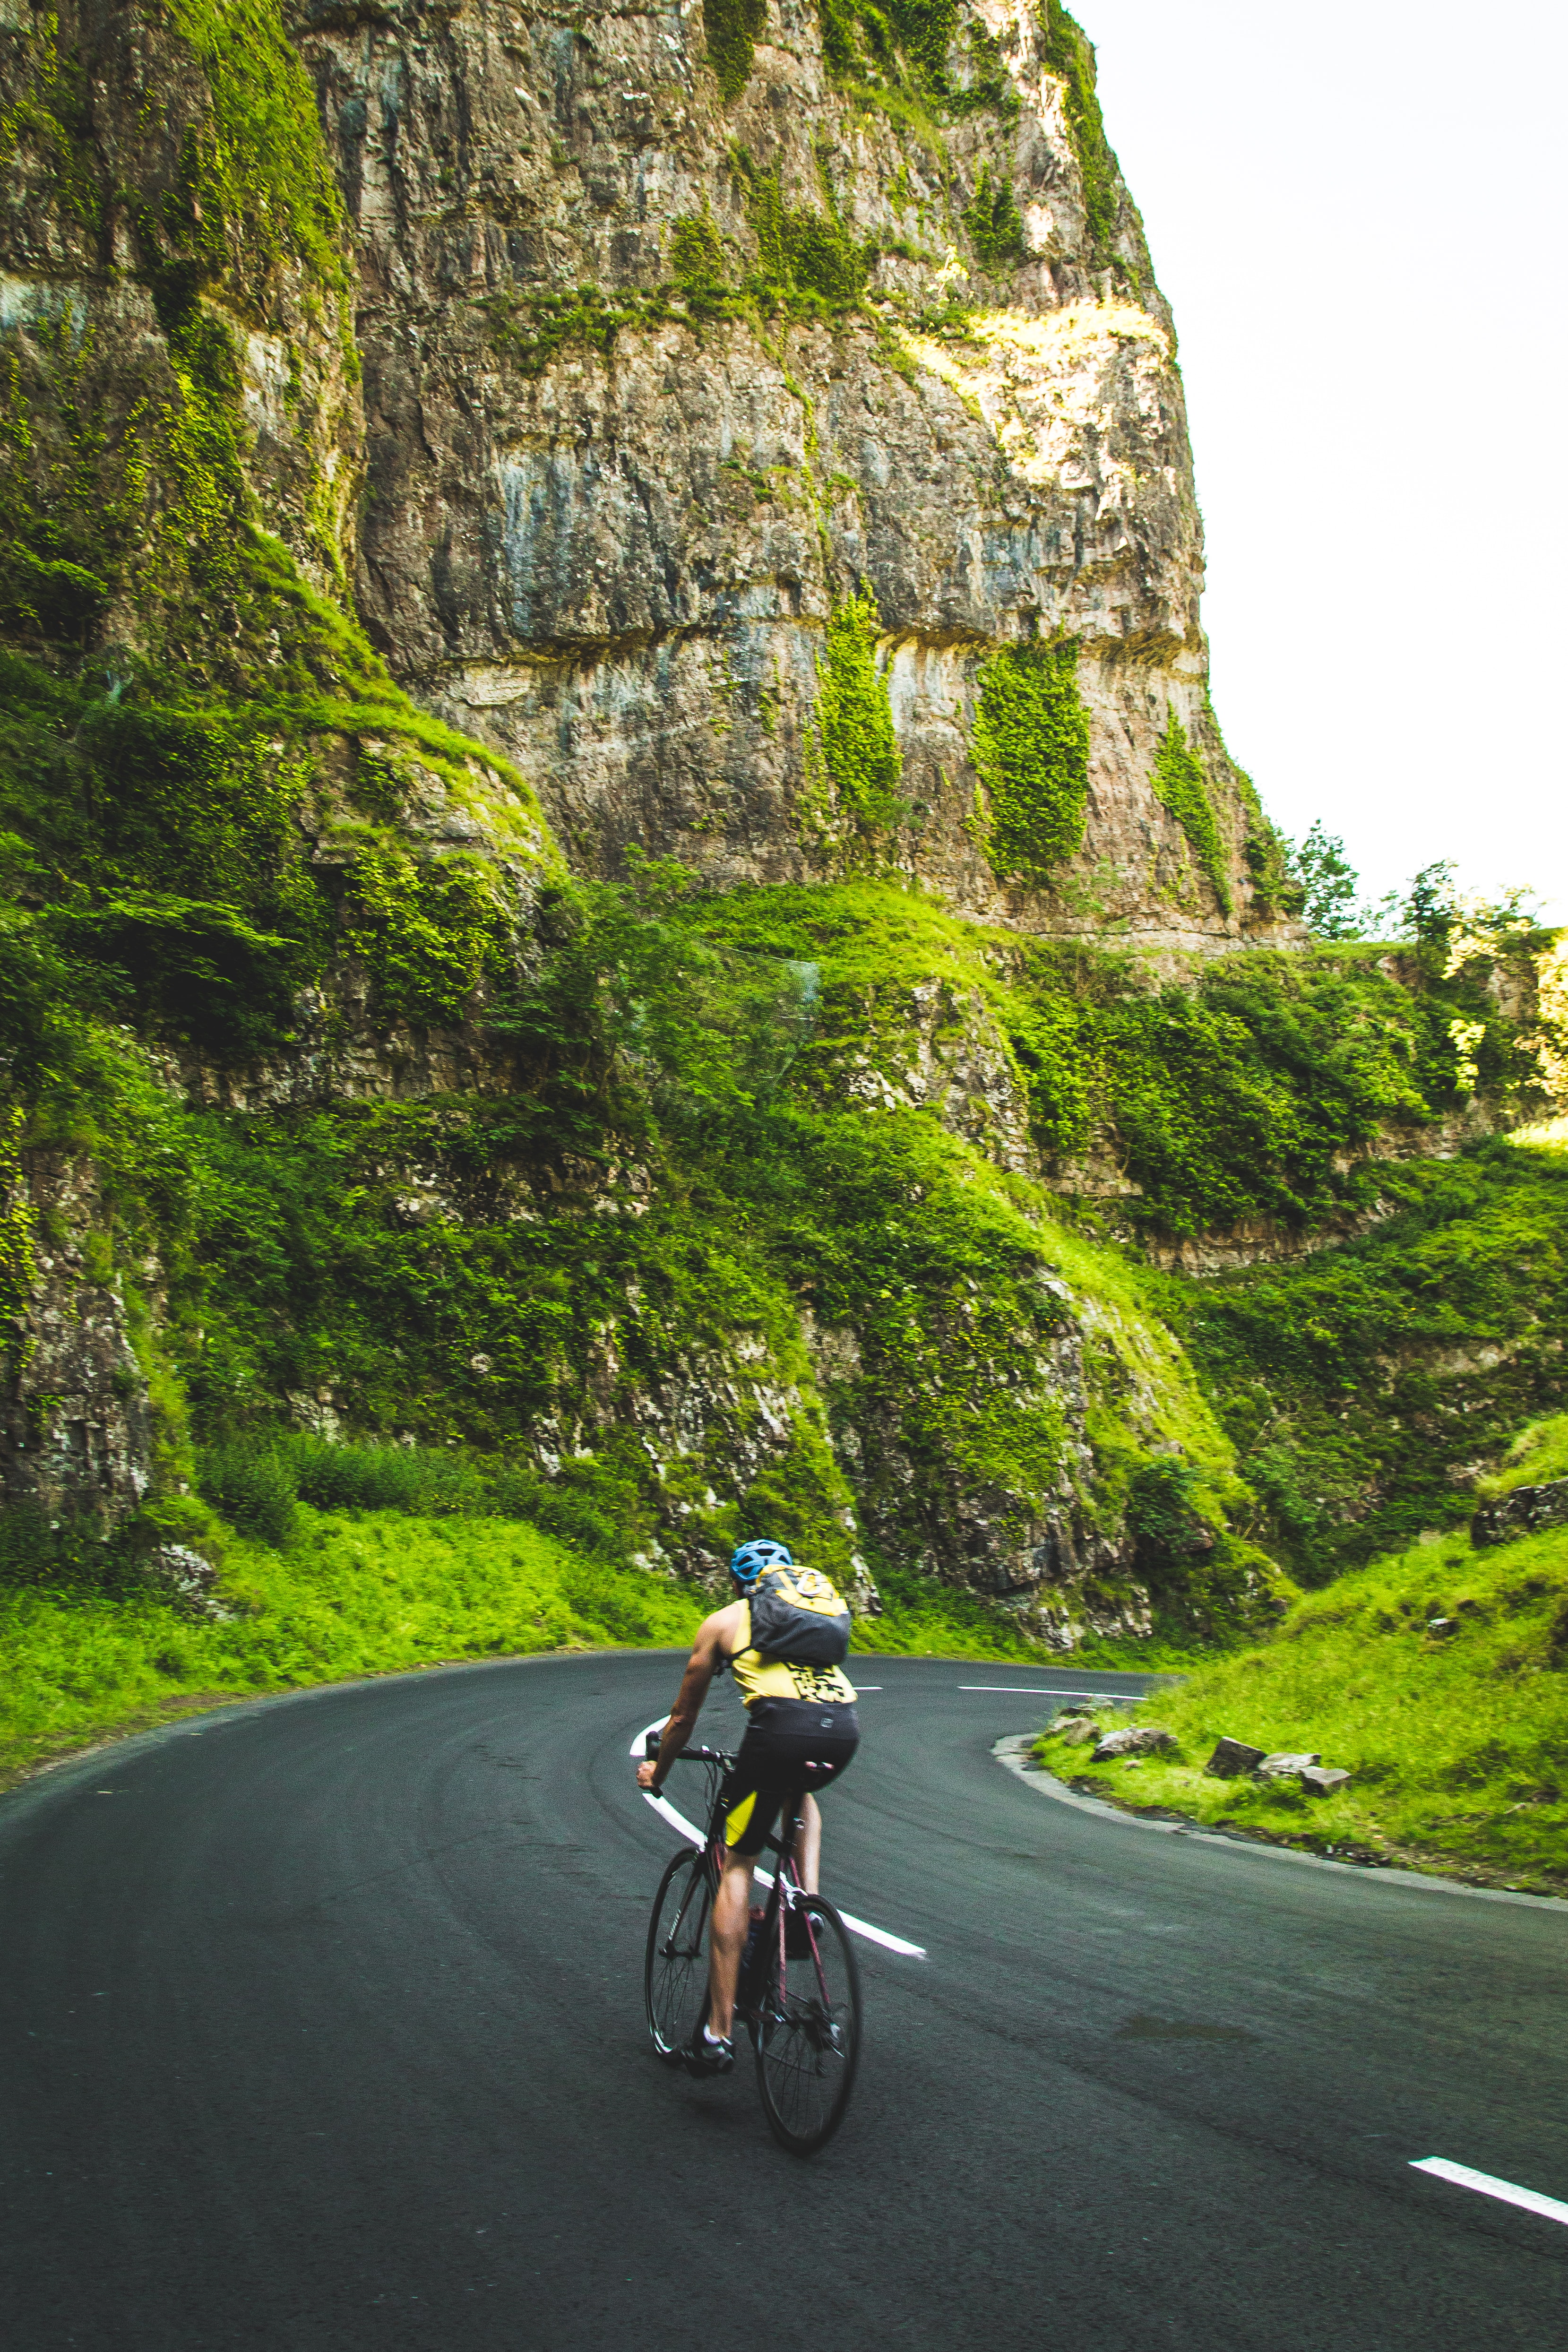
[644,1732,734,1766]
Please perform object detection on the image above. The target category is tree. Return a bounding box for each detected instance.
[1286,821,1364,938]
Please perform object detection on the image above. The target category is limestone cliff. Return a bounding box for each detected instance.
[0,0,1290,945]
[8,0,1543,1646]
[302,0,1286,947]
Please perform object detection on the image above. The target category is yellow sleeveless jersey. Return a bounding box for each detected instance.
[728,1593,859,1709]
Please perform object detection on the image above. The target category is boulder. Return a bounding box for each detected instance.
[1471,1477,1568,1547]
[146,1545,232,1622]
[1055,1717,1101,1747]
[1093,1726,1178,1761]
[1299,1765,1352,1796]
[1205,1737,1267,1779]
[1254,1751,1321,1780]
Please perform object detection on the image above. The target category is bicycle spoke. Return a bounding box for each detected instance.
[645,1849,710,2062]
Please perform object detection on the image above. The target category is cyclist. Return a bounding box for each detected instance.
[636,1539,859,2076]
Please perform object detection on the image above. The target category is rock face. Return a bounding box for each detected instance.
[1471,1480,1568,1547]
[292,0,1294,949]
[0,0,1302,1638]
[0,1154,153,1531]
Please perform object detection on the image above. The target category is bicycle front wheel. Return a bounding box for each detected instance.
[753,1895,861,2155]
[645,1848,710,2063]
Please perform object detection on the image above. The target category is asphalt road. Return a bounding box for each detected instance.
[2,1652,1566,2350]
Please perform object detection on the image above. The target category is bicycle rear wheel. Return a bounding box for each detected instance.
[753,1895,861,2154]
[645,1848,710,2063]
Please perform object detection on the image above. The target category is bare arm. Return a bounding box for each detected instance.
[637,1606,738,1792]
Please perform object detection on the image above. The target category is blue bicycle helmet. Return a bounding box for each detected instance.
[729,1538,793,1585]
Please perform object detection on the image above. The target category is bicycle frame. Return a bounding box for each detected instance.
[662,1745,833,2030]
[646,1737,862,2153]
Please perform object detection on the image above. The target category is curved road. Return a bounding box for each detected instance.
[2,1653,1566,2348]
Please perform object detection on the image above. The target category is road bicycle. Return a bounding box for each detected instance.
[642,1740,862,2156]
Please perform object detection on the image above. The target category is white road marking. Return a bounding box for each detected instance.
[959,1686,1141,1700]
[1410,2158,1568,2226]
[629,1721,927,1960]
[818,1907,925,1959]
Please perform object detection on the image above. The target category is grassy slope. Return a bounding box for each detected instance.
[1034,1438,1568,1893]
[0,1501,1084,1786]
[0,1508,709,1785]
[1479,1412,1568,1496]
[1170,1133,1568,1580]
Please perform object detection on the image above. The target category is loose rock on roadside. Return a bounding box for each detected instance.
[1093,1725,1178,1761]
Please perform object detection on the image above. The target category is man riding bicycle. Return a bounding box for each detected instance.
[636,1539,860,2076]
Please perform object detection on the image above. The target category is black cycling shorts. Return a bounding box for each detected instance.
[718,1698,860,1858]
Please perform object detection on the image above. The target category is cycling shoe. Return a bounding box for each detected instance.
[682,2025,735,2078]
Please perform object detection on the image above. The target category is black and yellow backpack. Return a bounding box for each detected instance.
[746,1564,852,1667]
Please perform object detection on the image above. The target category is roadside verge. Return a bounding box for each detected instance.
[991,1734,1568,1913]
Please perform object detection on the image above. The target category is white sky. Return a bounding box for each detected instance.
[1084,0,1567,915]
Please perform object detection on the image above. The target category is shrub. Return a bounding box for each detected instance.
[196,1445,299,1547]
[963,164,1027,271]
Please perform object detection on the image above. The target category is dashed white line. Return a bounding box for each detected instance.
[1410,2158,1568,2226]
[628,1721,926,1960]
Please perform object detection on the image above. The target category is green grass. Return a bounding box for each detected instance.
[1477,1410,1568,1497]
[1033,1520,1568,1892]
[0,1507,706,1784]
[0,1494,1081,1784]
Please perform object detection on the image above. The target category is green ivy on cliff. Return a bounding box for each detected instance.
[1040,0,1120,264]
[0,589,543,1055]
[817,0,1018,124]
[962,163,1028,273]
[160,0,348,298]
[484,164,867,376]
[0,1103,36,1368]
[703,0,770,102]
[1018,935,1539,1235]
[804,588,904,854]
[1152,712,1232,913]
[734,149,870,310]
[0,144,548,1058]
[969,636,1090,884]
[669,210,728,293]
[0,14,103,236]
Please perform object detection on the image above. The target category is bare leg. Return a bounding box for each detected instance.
[706,1849,754,2040]
[791,1792,822,1894]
